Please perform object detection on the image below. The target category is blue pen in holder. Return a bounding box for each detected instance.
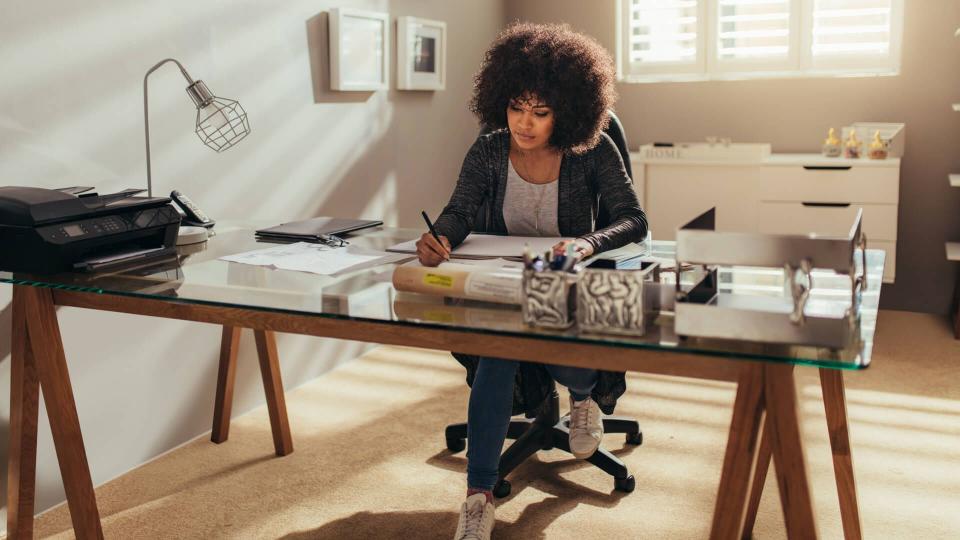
[522,268,578,329]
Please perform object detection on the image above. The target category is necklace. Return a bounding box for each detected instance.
[532,182,548,234]
[513,148,561,184]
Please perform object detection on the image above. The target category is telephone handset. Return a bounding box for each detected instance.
[170,190,215,228]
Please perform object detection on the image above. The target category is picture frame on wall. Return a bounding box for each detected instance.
[397,16,446,91]
[329,8,390,91]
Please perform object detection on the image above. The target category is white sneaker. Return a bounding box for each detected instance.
[568,396,603,459]
[454,493,495,540]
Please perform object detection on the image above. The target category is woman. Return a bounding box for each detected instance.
[414,23,647,540]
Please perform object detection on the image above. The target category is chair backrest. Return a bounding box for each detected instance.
[596,110,632,229]
[475,109,633,231]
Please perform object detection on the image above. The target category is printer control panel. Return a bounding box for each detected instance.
[39,207,178,243]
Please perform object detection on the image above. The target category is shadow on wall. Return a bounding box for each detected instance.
[301,10,472,225]
[302,11,398,222]
[306,12,374,104]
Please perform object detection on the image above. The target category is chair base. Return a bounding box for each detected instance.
[445,390,642,497]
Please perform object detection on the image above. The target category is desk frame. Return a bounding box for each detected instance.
[8,285,862,539]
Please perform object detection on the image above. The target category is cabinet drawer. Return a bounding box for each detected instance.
[757,202,898,241]
[759,165,899,204]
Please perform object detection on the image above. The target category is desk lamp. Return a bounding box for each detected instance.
[143,58,250,244]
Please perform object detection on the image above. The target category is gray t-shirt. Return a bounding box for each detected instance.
[502,159,560,236]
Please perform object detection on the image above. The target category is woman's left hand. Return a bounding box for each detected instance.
[552,238,594,261]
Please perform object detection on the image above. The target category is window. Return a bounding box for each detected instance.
[618,0,903,81]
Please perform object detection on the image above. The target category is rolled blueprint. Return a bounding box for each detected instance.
[391,261,522,305]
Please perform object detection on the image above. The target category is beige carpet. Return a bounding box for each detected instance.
[30,310,960,539]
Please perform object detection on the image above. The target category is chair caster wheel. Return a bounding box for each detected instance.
[615,475,635,493]
[626,431,643,445]
[446,437,465,453]
[493,480,511,498]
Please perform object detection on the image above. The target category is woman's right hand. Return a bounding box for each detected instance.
[415,232,451,266]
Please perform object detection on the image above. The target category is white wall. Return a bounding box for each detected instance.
[0,0,505,526]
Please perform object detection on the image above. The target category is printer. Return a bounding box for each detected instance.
[0,186,181,274]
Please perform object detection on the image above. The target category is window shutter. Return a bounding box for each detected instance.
[811,0,894,57]
[628,0,701,65]
[716,0,792,60]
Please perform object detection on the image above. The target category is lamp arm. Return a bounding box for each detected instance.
[143,59,195,197]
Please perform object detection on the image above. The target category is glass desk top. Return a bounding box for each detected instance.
[1,222,884,370]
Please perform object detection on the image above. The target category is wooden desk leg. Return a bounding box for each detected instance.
[8,287,40,539]
[820,369,862,540]
[741,417,774,539]
[710,363,766,540]
[765,364,817,539]
[21,286,104,539]
[254,330,293,456]
[212,326,241,443]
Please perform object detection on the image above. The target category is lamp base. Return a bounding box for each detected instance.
[176,225,209,246]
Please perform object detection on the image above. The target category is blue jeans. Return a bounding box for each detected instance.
[465,357,599,491]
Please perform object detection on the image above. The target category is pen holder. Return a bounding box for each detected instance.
[577,261,661,335]
[522,269,578,329]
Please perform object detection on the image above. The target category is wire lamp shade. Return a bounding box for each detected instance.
[186,79,250,152]
[144,58,250,197]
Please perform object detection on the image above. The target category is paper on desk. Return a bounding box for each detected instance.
[220,242,409,276]
[451,257,525,270]
[387,233,569,259]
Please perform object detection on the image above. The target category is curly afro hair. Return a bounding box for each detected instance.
[470,22,617,155]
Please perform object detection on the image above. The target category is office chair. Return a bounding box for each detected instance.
[444,110,643,497]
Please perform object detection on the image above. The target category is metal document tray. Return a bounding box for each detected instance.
[673,208,867,348]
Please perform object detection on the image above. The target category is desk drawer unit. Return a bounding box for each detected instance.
[759,161,899,283]
[632,151,900,282]
[758,202,897,282]
[759,165,900,204]
[757,202,898,241]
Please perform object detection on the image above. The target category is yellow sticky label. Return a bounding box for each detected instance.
[423,310,456,323]
[424,273,454,288]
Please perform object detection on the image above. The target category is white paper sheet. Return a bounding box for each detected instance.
[220,242,410,276]
[387,233,569,259]
[451,257,525,269]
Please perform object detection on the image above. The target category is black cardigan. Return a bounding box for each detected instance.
[434,129,648,417]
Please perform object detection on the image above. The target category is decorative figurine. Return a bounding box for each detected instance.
[844,129,862,159]
[822,127,842,157]
[868,130,889,160]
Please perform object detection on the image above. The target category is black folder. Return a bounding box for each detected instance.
[255,217,383,242]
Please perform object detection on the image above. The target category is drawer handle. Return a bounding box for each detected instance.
[802,202,852,208]
[803,165,852,171]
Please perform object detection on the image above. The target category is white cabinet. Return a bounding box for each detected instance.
[631,152,901,283]
[642,165,760,237]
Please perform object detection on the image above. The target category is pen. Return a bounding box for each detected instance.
[421,210,441,243]
[421,210,449,260]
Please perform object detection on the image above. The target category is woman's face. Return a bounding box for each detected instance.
[506,94,555,152]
